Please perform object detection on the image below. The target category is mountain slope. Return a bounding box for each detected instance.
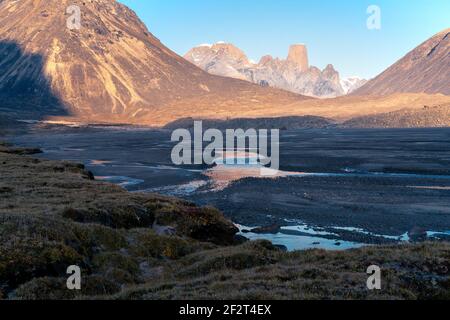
[0,0,307,125]
[157,93,450,124]
[354,28,450,96]
[342,104,450,128]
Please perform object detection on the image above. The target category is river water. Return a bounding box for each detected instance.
[7,124,450,250]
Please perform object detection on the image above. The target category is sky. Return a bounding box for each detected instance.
[119,0,450,79]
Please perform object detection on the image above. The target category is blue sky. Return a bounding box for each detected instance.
[119,0,449,79]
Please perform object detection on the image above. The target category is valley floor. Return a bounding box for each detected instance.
[0,142,449,300]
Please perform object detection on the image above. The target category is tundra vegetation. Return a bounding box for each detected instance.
[0,142,449,300]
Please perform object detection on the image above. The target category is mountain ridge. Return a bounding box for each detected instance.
[354,28,450,96]
[185,42,367,98]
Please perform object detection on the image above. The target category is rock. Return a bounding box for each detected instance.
[139,263,164,280]
[0,187,13,193]
[259,80,270,87]
[62,205,155,229]
[342,105,450,129]
[287,44,309,72]
[274,244,288,252]
[250,224,281,234]
[82,170,95,180]
[233,234,249,245]
[408,227,428,242]
[152,223,177,236]
[0,147,42,155]
[155,206,239,245]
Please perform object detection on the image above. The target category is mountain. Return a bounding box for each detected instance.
[185,42,367,98]
[340,77,368,95]
[0,0,307,125]
[186,42,254,81]
[354,28,450,96]
[286,44,309,72]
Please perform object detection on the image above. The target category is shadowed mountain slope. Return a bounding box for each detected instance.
[0,41,67,119]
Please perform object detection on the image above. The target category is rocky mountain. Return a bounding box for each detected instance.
[286,44,309,72]
[186,42,253,81]
[354,28,450,96]
[185,42,366,98]
[0,0,307,125]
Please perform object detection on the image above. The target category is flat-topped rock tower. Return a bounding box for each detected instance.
[287,44,309,72]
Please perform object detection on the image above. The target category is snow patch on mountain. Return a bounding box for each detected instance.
[340,77,368,94]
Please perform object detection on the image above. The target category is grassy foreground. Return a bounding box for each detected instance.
[0,142,449,300]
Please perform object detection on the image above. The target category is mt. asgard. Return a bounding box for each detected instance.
[0,0,307,126]
[185,43,367,98]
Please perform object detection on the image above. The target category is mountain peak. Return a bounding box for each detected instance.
[211,42,249,60]
[184,41,252,79]
[322,64,339,79]
[287,44,309,71]
[259,55,274,65]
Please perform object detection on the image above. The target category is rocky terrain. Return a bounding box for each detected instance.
[163,115,334,131]
[0,0,307,126]
[185,42,367,98]
[160,93,450,126]
[354,28,450,96]
[343,104,450,128]
[0,142,449,300]
[163,105,450,130]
